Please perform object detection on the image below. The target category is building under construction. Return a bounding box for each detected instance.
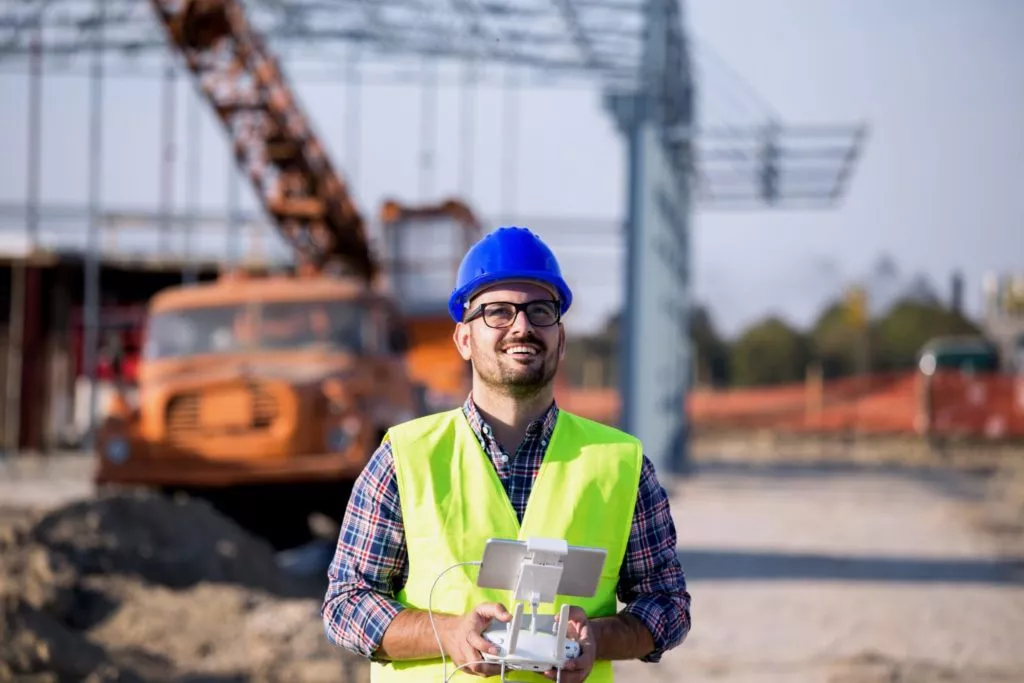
[0,0,866,481]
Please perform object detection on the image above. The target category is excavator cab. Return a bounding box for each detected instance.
[378,198,482,411]
[378,198,480,312]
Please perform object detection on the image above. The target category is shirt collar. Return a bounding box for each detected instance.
[461,393,559,449]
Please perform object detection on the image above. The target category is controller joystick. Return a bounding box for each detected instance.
[482,626,582,661]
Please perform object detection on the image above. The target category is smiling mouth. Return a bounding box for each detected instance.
[503,344,541,358]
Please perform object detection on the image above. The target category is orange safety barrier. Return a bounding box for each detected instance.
[686,371,920,435]
[556,387,619,426]
[557,370,1024,440]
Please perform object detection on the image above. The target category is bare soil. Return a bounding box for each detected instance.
[2,450,1023,683]
[0,485,365,683]
[614,456,1024,683]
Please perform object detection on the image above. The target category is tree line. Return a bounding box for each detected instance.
[562,289,981,390]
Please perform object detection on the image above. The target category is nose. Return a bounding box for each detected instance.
[508,306,535,334]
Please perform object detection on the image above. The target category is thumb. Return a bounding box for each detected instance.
[474,602,512,623]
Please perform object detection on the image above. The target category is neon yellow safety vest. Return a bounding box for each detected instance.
[370,407,643,683]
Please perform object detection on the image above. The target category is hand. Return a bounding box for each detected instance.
[439,602,512,677]
[544,606,596,682]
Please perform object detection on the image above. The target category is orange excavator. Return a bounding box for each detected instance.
[94,0,480,549]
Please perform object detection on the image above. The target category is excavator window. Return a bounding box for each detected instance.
[260,300,367,352]
[384,213,468,312]
[143,305,243,359]
[143,299,369,359]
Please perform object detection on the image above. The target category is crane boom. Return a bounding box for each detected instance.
[149,0,376,281]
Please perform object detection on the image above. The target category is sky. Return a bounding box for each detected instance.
[0,0,1021,338]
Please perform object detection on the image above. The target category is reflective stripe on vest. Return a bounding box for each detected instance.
[370,408,643,683]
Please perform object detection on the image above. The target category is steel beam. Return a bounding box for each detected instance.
[0,0,646,88]
[550,0,602,69]
[82,0,104,452]
[25,24,42,251]
[618,116,692,474]
[605,0,693,475]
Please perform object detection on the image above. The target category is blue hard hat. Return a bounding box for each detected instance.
[448,226,573,323]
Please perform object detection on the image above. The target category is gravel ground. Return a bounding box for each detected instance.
[2,451,1023,683]
[614,459,1024,683]
[0,452,94,510]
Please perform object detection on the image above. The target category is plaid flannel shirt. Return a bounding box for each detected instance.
[321,396,691,663]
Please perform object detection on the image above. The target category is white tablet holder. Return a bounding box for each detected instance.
[475,537,606,675]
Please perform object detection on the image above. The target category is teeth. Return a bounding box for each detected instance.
[505,346,538,355]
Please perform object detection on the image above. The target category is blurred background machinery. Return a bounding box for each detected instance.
[0,0,866,479]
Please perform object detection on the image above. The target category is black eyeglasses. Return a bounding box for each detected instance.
[464,300,561,328]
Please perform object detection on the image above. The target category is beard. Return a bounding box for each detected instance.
[472,332,559,398]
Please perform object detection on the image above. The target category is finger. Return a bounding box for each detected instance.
[468,661,503,678]
[555,605,588,627]
[458,647,499,678]
[567,606,588,621]
[474,602,512,622]
[466,631,500,656]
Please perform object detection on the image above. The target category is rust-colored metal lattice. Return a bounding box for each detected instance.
[149,0,376,281]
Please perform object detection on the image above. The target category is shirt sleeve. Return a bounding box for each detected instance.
[617,454,692,662]
[321,435,410,660]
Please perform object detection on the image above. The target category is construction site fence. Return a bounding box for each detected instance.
[556,370,1024,440]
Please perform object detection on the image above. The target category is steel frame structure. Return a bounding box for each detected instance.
[0,0,868,471]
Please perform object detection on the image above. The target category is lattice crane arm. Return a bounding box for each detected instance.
[149,0,376,281]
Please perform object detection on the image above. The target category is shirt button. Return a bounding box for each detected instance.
[500,454,509,463]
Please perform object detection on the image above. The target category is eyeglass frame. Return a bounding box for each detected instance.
[462,299,563,329]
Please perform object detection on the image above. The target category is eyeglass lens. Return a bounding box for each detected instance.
[482,301,559,328]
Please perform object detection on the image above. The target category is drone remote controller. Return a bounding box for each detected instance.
[479,604,580,672]
[467,538,605,679]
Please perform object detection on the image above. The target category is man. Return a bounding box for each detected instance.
[322,226,691,682]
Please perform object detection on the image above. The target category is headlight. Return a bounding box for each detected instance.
[105,437,130,464]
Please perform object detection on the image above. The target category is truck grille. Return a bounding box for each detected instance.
[166,393,200,436]
[165,383,279,440]
[252,385,278,427]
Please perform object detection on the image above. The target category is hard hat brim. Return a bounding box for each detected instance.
[467,278,560,305]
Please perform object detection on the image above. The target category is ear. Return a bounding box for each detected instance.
[556,323,566,362]
[453,322,473,361]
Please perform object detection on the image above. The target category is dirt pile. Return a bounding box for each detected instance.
[0,489,365,683]
[27,490,292,593]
